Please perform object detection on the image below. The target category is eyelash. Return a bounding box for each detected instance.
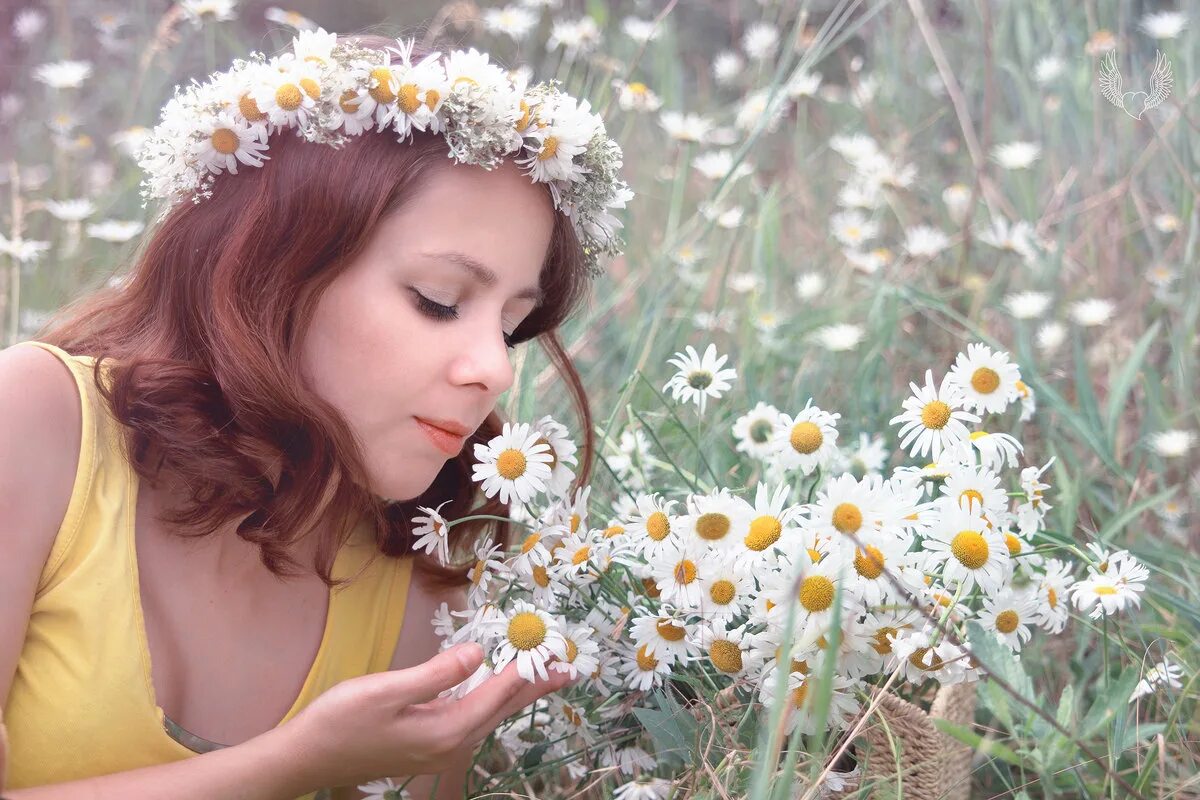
[412,290,517,350]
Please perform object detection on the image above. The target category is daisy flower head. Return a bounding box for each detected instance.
[649,537,708,611]
[693,618,753,677]
[991,140,1041,170]
[629,608,701,664]
[411,499,453,565]
[33,59,93,89]
[763,547,851,636]
[1148,429,1196,458]
[622,492,680,560]
[741,480,804,559]
[678,487,752,553]
[471,421,555,505]
[771,398,841,475]
[940,461,1007,519]
[758,670,860,736]
[697,549,755,623]
[1131,658,1185,702]
[890,370,980,461]
[527,415,579,499]
[846,528,916,609]
[976,589,1037,651]
[662,343,738,416]
[485,599,569,682]
[623,640,676,691]
[1070,555,1148,619]
[732,401,784,461]
[923,504,1010,595]
[190,111,270,176]
[517,92,601,184]
[958,430,1025,472]
[1032,558,1073,633]
[891,626,973,685]
[614,776,674,800]
[247,61,322,131]
[358,777,411,799]
[947,342,1022,415]
[467,539,510,606]
[548,623,600,680]
[806,473,883,548]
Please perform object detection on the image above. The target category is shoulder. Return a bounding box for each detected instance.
[387,561,468,671]
[0,344,84,540]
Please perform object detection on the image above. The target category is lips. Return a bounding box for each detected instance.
[415,417,472,436]
[415,417,470,456]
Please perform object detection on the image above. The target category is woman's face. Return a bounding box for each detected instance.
[300,159,555,502]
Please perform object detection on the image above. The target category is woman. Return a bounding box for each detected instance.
[0,29,630,799]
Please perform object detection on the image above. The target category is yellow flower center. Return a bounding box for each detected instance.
[832,502,863,534]
[871,627,898,655]
[571,546,591,566]
[507,611,547,650]
[565,639,578,662]
[299,77,320,100]
[950,530,990,570]
[1015,379,1029,398]
[970,367,1000,394]
[1047,587,1058,609]
[708,640,743,674]
[1004,533,1022,557]
[496,449,527,479]
[673,559,698,585]
[532,565,550,588]
[538,136,560,161]
[646,511,670,541]
[424,89,440,111]
[368,66,396,103]
[909,647,944,671]
[628,81,648,94]
[636,643,659,670]
[921,400,952,429]
[696,512,731,541]
[994,610,1019,634]
[959,489,985,510]
[397,83,421,113]
[790,421,823,454]
[745,515,782,550]
[709,579,736,605]
[656,619,685,641]
[1094,585,1117,596]
[774,647,810,674]
[604,525,625,538]
[210,128,239,155]
[274,83,303,111]
[791,682,809,709]
[515,99,532,132]
[969,430,989,441]
[642,577,661,598]
[521,533,541,554]
[470,560,485,585]
[799,576,835,612]
[238,93,267,121]
[854,545,886,579]
[569,513,580,533]
[562,702,582,726]
[338,90,361,114]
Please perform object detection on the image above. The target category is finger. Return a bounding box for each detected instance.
[473,667,574,741]
[391,642,484,706]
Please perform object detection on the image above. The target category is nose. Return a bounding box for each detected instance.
[449,323,515,397]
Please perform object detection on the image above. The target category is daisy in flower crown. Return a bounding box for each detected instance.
[8,28,629,798]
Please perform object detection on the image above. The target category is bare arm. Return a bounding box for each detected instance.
[3,725,316,800]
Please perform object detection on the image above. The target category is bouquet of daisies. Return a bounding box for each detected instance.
[406,341,1148,798]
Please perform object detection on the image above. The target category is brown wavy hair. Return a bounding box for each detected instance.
[33,34,596,591]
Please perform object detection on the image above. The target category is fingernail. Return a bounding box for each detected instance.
[455,642,483,668]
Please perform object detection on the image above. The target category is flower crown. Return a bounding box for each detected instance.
[136,30,633,277]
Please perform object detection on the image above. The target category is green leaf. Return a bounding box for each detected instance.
[1098,486,1177,544]
[932,718,1023,767]
[1079,663,1139,739]
[1104,321,1160,445]
[633,690,701,767]
[1117,722,1166,753]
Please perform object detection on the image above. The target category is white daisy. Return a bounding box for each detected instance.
[529,415,579,499]
[358,777,410,799]
[41,198,95,221]
[740,480,804,559]
[991,141,1041,170]
[1139,11,1187,39]
[629,609,700,664]
[732,401,784,461]
[662,343,738,416]
[193,111,270,175]
[795,271,826,300]
[518,93,600,184]
[811,323,867,352]
[846,529,916,608]
[903,225,950,258]
[758,670,860,735]
[922,505,1010,595]
[613,80,663,114]
[713,50,744,84]
[806,473,883,548]
[1070,556,1148,619]
[1031,559,1073,633]
[471,421,555,505]
[697,550,755,623]
[771,399,841,475]
[1148,429,1195,458]
[890,369,981,460]
[547,623,600,681]
[957,430,1024,472]
[678,487,752,553]
[890,626,973,685]
[485,600,569,683]
[548,17,602,57]
[762,548,851,636]
[623,641,675,691]
[1131,658,1185,702]
[482,4,538,40]
[180,0,238,26]
[940,462,1007,519]
[947,342,1022,415]
[0,233,50,263]
[1037,320,1067,353]
[1004,290,1053,320]
[621,16,661,43]
[1068,297,1115,327]
[693,618,753,677]
[32,59,93,89]
[976,589,1037,651]
[614,776,674,800]
[649,537,708,610]
[411,500,452,565]
[466,540,509,607]
[86,219,145,243]
[621,492,680,560]
[659,110,713,143]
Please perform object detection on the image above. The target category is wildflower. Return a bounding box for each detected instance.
[613,79,663,113]
[1148,429,1195,458]
[976,589,1037,651]
[1036,320,1067,353]
[485,600,569,682]
[991,141,1041,170]
[662,343,737,416]
[758,670,860,735]
[947,342,1022,415]
[1131,658,1185,702]
[771,399,841,475]
[659,110,712,143]
[358,777,410,799]
[1033,559,1074,634]
[180,0,238,27]
[411,500,452,565]
[1139,11,1187,39]
[903,225,950,258]
[923,505,1010,596]
[891,369,980,460]
[548,17,602,57]
[1070,556,1148,619]
[742,21,779,61]
[1068,298,1115,327]
[471,421,555,505]
[693,618,753,677]
[1004,290,1052,319]
[621,16,661,43]
[86,219,145,243]
[32,60,93,89]
[712,50,744,84]
[482,4,538,41]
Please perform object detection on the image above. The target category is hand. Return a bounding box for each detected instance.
[278,642,574,789]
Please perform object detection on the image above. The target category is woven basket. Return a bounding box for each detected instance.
[832,681,976,799]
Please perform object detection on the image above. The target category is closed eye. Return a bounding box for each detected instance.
[410,289,517,350]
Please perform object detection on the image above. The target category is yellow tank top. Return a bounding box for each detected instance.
[3,341,416,798]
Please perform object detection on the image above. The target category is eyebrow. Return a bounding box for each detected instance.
[420,250,544,304]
